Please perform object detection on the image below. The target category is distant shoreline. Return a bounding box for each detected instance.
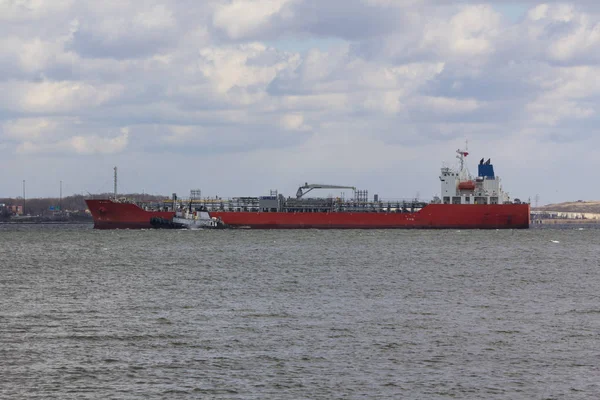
[532,219,599,225]
[0,221,92,225]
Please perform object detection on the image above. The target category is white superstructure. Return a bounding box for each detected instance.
[439,147,513,205]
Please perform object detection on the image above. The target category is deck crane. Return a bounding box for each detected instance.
[296,183,357,199]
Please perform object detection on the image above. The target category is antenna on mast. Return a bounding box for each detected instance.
[114,166,118,200]
[456,139,469,172]
[455,139,471,180]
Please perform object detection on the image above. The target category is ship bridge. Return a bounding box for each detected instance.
[439,151,511,205]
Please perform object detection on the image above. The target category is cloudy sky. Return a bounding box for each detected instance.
[1,0,599,204]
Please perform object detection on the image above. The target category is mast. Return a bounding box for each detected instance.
[113,167,118,200]
[455,140,470,180]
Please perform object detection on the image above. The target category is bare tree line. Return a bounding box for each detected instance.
[1,193,168,217]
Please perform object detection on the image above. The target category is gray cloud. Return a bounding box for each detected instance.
[1,1,600,203]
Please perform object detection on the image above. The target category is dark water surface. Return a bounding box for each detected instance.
[1,225,600,399]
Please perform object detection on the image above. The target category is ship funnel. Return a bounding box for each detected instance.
[478,160,495,179]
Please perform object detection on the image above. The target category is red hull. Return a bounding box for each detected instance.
[86,199,529,229]
[210,204,530,229]
[85,199,174,229]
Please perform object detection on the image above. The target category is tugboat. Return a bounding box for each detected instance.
[172,202,227,229]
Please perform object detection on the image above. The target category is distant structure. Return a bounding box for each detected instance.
[190,189,202,200]
[114,167,118,200]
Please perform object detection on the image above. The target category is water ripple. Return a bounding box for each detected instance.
[2,225,600,398]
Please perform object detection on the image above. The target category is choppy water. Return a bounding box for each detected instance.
[1,224,600,399]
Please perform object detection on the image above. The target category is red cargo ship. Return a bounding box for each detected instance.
[85,148,530,229]
[85,199,175,229]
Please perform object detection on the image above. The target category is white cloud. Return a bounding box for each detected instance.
[526,65,600,125]
[1,81,123,113]
[549,17,600,62]
[423,5,502,58]
[213,0,294,39]
[527,4,550,21]
[280,113,310,130]
[363,91,403,114]
[16,128,129,155]
[0,0,73,22]
[518,4,600,64]
[528,99,594,126]
[527,3,575,22]
[133,4,176,30]
[197,43,300,94]
[3,118,64,141]
[413,96,482,115]
[2,0,600,203]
